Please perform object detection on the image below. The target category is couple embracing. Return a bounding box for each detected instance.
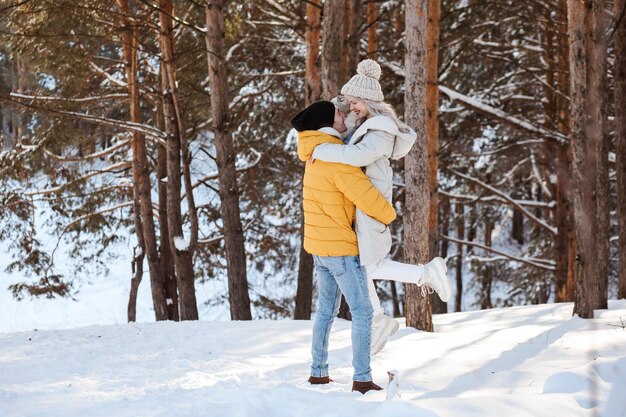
[291,59,452,394]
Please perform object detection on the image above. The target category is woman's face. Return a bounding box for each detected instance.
[347,96,369,119]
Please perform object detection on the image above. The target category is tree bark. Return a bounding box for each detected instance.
[295,0,323,320]
[206,0,252,320]
[294,213,313,319]
[155,98,179,321]
[455,202,464,312]
[118,0,168,321]
[555,0,574,302]
[426,0,446,315]
[159,0,198,320]
[321,0,345,99]
[568,0,609,318]
[367,1,377,58]
[305,0,322,105]
[128,171,145,323]
[343,0,361,81]
[404,0,432,331]
[481,217,493,310]
[615,0,626,299]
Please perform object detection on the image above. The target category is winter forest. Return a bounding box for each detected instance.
[1,0,626,415]
[1,0,624,325]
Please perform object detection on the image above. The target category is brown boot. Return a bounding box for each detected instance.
[308,375,333,385]
[351,380,383,394]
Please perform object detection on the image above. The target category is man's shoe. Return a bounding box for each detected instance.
[422,257,452,302]
[308,375,333,385]
[352,380,383,394]
[371,313,399,355]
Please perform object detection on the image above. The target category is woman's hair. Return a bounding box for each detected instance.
[351,96,411,134]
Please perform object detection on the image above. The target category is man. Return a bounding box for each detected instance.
[291,100,395,394]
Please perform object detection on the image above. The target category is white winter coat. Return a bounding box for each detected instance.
[312,115,417,266]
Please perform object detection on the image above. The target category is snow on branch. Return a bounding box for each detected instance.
[4,94,166,143]
[198,214,258,245]
[62,201,134,233]
[444,166,557,235]
[10,92,128,104]
[441,235,556,271]
[188,148,262,192]
[379,60,567,144]
[438,86,567,144]
[439,189,555,209]
[24,161,132,197]
[44,139,131,163]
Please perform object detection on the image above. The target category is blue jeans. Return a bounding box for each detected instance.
[310,255,374,382]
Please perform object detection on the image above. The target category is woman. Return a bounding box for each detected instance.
[312,59,451,354]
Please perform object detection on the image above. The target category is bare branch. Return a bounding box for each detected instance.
[444,166,557,235]
[439,189,555,209]
[44,139,131,162]
[23,161,132,197]
[441,235,556,271]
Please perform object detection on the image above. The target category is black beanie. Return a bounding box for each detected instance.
[290,101,335,132]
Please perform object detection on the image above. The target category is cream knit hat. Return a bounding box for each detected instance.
[341,59,384,102]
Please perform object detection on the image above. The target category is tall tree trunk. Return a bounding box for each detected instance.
[118,0,168,320]
[321,0,345,99]
[128,198,144,322]
[154,97,180,321]
[455,202,464,312]
[426,0,445,315]
[367,1,377,58]
[343,0,361,81]
[568,0,609,318]
[159,0,199,320]
[615,0,626,299]
[555,0,574,302]
[295,0,322,320]
[404,0,432,331]
[305,0,322,105]
[206,0,252,320]
[481,217,493,309]
[390,281,401,317]
[440,198,450,259]
[321,0,349,319]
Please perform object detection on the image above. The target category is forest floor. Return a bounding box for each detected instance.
[1,300,625,417]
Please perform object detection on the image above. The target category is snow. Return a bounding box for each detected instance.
[173,236,189,251]
[1,301,625,417]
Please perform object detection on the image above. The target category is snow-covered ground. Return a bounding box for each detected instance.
[1,301,624,417]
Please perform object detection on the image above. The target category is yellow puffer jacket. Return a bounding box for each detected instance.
[297,130,396,257]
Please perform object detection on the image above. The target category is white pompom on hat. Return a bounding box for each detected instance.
[340,59,384,102]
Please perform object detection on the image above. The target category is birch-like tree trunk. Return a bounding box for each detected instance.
[615,0,626,299]
[158,0,198,320]
[568,0,609,318]
[404,0,432,331]
[321,0,345,99]
[206,0,252,320]
[117,0,168,321]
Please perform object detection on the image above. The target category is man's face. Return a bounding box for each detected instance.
[332,108,347,133]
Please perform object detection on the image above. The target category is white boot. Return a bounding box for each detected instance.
[371,311,399,355]
[421,257,452,303]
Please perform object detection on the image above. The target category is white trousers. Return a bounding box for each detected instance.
[364,258,425,315]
